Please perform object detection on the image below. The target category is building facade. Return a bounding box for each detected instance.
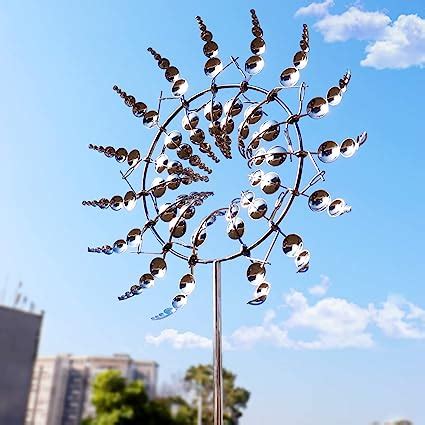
[25,354,158,425]
[0,305,43,425]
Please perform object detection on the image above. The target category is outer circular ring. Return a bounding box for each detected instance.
[141,83,304,264]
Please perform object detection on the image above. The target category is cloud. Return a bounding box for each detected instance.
[284,291,373,348]
[295,3,425,69]
[361,14,425,69]
[308,275,330,297]
[372,295,425,339]
[295,0,334,18]
[230,309,293,349]
[146,291,425,351]
[145,329,212,349]
[314,6,391,42]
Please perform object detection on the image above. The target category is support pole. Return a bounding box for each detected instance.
[197,392,202,425]
[213,260,223,425]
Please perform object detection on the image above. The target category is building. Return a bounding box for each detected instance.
[25,354,158,425]
[0,304,43,425]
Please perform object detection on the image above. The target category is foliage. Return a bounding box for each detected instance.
[83,365,249,425]
[82,370,179,425]
[184,364,250,425]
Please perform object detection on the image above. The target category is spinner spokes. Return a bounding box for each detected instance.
[83,9,367,320]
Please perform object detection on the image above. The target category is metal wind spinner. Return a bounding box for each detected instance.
[84,10,367,320]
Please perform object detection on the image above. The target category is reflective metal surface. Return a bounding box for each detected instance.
[240,191,255,207]
[245,55,265,75]
[248,198,267,219]
[307,97,329,119]
[155,153,169,173]
[260,120,280,141]
[127,228,142,247]
[204,57,223,78]
[251,37,266,55]
[327,86,342,106]
[151,177,167,197]
[177,143,193,160]
[266,146,287,166]
[150,257,167,278]
[340,138,356,158]
[113,239,127,254]
[167,160,184,175]
[260,172,281,194]
[328,198,349,217]
[127,149,140,168]
[247,262,266,285]
[110,195,124,211]
[293,51,308,69]
[182,111,199,130]
[179,274,196,295]
[172,79,189,97]
[224,98,243,116]
[248,169,264,186]
[203,41,219,58]
[115,148,128,163]
[204,101,223,121]
[166,174,181,190]
[282,234,303,257]
[140,273,155,288]
[254,281,270,297]
[169,217,187,237]
[295,250,310,269]
[318,141,340,163]
[280,67,300,87]
[172,294,187,309]
[143,110,159,128]
[159,203,177,222]
[226,217,245,239]
[308,190,331,212]
[244,104,263,124]
[165,131,183,149]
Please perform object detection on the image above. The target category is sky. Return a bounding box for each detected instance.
[1,0,424,424]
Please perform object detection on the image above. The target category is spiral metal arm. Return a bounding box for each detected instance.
[83,9,367,321]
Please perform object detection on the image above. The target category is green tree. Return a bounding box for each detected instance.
[184,364,250,425]
[155,396,197,425]
[83,370,178,425]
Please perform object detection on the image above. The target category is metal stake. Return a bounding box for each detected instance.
[213,260,223,425]
[197,392,202,425]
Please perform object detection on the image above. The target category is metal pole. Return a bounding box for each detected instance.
[197,392,202,425]
[213,261,223,425]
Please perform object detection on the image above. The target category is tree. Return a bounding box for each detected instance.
[184,364,250,425]
[83,370,179,425]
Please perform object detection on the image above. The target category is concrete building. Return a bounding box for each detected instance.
[0,305,43,425]
[25,354,158,425]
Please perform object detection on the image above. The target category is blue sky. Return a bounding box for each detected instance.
[1,0,425,424]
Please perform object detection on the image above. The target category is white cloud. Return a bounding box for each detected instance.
[295,0,334,18]
[295,3,425,69]
[284,290,374,349]
[361,14,425,69]
[230,323,293,349]
[146,291,425,351]
[314,6,391,42]
[145,328,212,349]
[308,275,330,297]
[287,296,370,336]
[372,295,425,339]
[230,309,293,349]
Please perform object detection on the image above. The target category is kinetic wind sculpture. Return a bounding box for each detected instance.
[83,10,366,423]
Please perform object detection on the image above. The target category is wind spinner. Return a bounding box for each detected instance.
[84,10,367,319]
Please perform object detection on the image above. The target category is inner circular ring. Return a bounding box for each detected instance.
[141,83,304,264]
